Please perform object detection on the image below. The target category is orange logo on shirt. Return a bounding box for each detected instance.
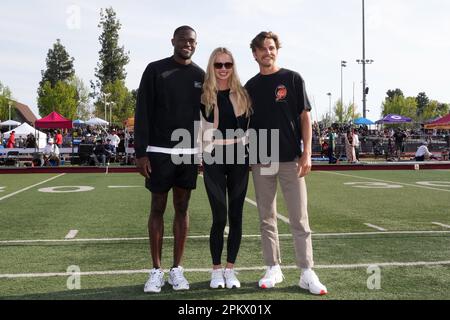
[275,85,287,101]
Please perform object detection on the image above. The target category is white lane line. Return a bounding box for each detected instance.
[2,260,450,279]
[64,230,79,240]
[2,230,450,245]
[245,197,290,225]
[108,186,142,189]
[364,223,387,232]
[224,226,229,235]
[432,222,450,229]
[0,174,66,202]
[320,171,450,193]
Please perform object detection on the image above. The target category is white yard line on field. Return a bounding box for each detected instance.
[64,230,79,240]
[1,230,450,245]
[320,171,450,192]
[432,222,450,229]
[364,223,387,232]
[0,174,66,202]
[245,197,290,224]
[1,260,450,279]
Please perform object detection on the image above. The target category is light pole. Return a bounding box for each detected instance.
[8,101,12,120]
[357,0,374,119]
[326,92,332,125]
[108,101,115,126]
[341,60,347,109]
[102,92,111,120]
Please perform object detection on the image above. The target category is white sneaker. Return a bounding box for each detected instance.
[210,269,225,289]
[299,269,328,295]
[224,268,241,289]
[144,268,165,293]
[168,266,190,291]
[259,265,284,289]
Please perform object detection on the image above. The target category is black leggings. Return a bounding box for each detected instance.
[203,161,249,265]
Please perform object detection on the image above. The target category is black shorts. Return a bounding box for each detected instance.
[145,152,198,193]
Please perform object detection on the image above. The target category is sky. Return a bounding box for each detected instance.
[1,0,450,122]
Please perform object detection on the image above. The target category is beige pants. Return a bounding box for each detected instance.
[252,162,314,269]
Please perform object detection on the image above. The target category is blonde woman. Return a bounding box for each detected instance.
[200,47,252,289]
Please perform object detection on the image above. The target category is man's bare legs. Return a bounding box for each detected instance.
[148,192,168,269]
[172,187,191,267]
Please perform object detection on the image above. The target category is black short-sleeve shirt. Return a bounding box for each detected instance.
[245,68,311,162]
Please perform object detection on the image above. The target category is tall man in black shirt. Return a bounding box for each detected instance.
[245,31,327,295]
[135,26,205,293]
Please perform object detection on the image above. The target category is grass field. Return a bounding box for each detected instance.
[0,169,449,300]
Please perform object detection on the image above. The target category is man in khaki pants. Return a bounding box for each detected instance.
[245,31,327,295]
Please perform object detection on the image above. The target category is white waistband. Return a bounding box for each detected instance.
[146,146,200,155]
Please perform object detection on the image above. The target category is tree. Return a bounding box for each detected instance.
[386,89,404,101]
[0,81,15,121]
[39,39,75,88]
[416,92,430,119]
[334,100,359,123]
[382,95,417,119]
[93,7,130,94]
[37,81,78,119]
[96,80,135,124]
[70,77,92,120]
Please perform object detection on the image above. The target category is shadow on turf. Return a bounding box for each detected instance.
[4,281,316,300]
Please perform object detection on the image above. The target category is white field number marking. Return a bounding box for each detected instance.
[344,182,403,189]
[38,186,95,193]
[0,187,5,193]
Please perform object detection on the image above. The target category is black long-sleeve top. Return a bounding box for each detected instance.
[134,57,205,158]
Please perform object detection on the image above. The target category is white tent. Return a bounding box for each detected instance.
[0,120,22,127]
[86,117,109,126]
[3,123,47,148]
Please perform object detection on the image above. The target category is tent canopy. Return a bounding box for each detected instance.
[0,120,21,127]
[35,111,72,129]
[424,113,450,129]
[353,117,375,125]
[376,114,412,124]
[3,123,47,148]
[86,117,109,126]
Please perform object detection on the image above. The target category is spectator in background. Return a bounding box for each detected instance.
[353,128,360,162]
[25,133,37,148]
[345,130,356,163]
[415,141,436,161]
[393,128,407,160]
[327,127,336,164]
[90,139,112,166]
[55,130,63,148]
[107,129,120,153]
[43,138,60,166]
[6,131,15,148]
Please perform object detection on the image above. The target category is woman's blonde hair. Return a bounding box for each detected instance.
[201,47,252,117]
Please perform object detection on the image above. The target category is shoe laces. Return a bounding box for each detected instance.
[263,266,283,279]
[171,267,187,284]
[149,269,163,286]
[224,269,238,281]
[211,269,224,281]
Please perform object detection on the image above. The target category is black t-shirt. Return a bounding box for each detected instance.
[201,90,248,139]
[134,57,205,157]
[245,68,311,162]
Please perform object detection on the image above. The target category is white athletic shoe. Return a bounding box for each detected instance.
[168,266,190,291]
[224,268,241,289]
[144,268,165,293]
[299,269,328,295]
[259,265,284,289]
[210,269,225,289]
